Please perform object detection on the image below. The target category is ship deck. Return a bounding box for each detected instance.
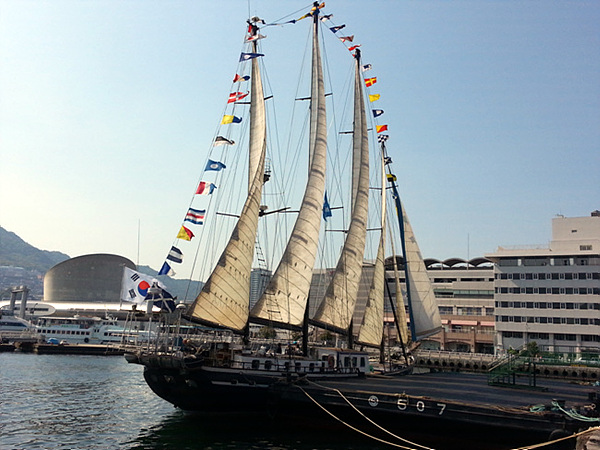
[322,370,598,409]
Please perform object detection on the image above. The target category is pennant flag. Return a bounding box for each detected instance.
[221,115,242,124]
[362,64,372,72]
[239,52,264,62]
[330,25,346,33]
[348,44,361,52]
[368,94,381,102]
[196,181,216,195]
[121,267,164,305]
[339,35,354,43]
[183,209,205,226]
[205,159,226,171]
[167,246,183,264]
[376,125,388,133]
[227,92,249,103]
[233,74,250,83]
[377,134,390,144]
[214,136,235,146]
[384,156,393,165]
[364,77,377,87]
[177,225,195,240]
[297,12,313,21]
[158,261,175,276]
[323,192,332,221]
[320,14,333,21]
[372,109,384,117]
[246,34,266,42]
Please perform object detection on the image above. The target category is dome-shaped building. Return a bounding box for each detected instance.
[44,254,135,303]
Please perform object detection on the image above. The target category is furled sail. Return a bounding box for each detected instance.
[250,8,327,329]
[389,251,409,345]
[356,153,386,347]
[186,29,267,332]
[400,202,442,340]
[311,52,369,334]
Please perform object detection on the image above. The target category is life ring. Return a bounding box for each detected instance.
[84,337,89,343]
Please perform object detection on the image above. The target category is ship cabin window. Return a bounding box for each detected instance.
[344,357,351,368]
[284,361,290,371]
[352,357,358,367]
[295,362,301,372]
[251,359,260,370]
[309,363,315,372]
[264,360,272,370]
[360,357,366,367]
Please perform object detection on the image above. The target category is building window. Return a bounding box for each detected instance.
[580,245,592,251]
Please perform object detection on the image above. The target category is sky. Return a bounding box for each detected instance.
[1,0,599,276]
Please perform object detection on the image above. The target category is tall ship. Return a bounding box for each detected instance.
[129,4,598,448]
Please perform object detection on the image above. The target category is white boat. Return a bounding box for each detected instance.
[0,313,35,333]
[34,316,125,344]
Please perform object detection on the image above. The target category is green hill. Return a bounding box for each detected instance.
[0,227,202,301]
[0,227,70,271]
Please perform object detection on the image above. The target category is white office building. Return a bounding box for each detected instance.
[486,212,600,357]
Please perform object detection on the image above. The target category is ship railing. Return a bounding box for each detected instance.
[0,330,42,343]
[229,358,362,375]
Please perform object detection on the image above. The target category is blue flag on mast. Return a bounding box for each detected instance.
[323,192,332,221]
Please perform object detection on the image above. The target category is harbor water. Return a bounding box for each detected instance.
[0,353,399,450]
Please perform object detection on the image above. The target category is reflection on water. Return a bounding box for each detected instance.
[1,353,387,450]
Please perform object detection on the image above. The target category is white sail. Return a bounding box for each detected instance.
[401,202,442,340]
[311,54,369,334]
[390,255,409,345]
[187,36,267,332]
[356,153,386,347]
[250,12,327,329]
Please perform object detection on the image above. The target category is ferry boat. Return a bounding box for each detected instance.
[34,316,125,344]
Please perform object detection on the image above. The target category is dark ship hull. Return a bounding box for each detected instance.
[137,354,596,450]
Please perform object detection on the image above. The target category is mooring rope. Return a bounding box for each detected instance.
[301,379,434,450]
[297,385,429,450]
[295,379,600,450]
[510,425,600,450]
[551,401,600,423]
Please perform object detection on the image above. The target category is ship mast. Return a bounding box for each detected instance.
[310,45,370,341]
[185,18,267,332]
[249,2,328,334]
